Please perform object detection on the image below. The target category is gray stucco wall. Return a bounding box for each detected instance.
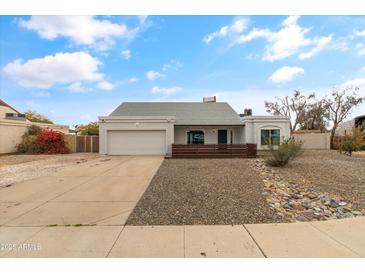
[242,116,291,150]
[98,116,175,155]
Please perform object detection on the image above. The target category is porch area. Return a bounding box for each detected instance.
[171,144,257,158]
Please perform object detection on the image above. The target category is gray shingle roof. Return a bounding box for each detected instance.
[109,102,243,125]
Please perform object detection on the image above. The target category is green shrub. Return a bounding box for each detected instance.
[16,126,70,154]
[16,134,38,154]
[36,128,69,154]
[340,127,365,156]
[16,125,41,153]
[27,125,41,135]
[265,138,303,167]
[76,122,99,135]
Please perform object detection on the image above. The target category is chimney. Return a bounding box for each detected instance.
[203,96,216,103]
[239,108,252,117]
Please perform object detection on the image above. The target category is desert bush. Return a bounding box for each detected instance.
[16,126,69,154]
[36,129,70,154]
[265,138,303,167]
[340,127,365,156]
[16,134,38,153]
[16,125,41,153]
[27,124,42,135]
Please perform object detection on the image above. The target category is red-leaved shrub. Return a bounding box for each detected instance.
[36,128,70,154]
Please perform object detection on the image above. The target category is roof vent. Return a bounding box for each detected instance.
[203,96,216,103]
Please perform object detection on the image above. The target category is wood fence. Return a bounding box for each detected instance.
[64,135,99,153]
[172,144,257,158]
[332,135,345,150]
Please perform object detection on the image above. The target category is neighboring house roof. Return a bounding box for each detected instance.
[0,99,20,114]
[109,102,243,125]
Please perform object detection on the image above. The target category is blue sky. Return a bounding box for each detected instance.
[1,15,365,126]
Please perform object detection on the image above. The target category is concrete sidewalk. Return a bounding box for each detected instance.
[1,217,364,257]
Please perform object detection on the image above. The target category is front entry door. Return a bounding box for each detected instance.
[218,130,227,144]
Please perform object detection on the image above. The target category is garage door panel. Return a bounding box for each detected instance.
[107,130,166,155]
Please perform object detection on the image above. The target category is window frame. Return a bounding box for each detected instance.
[187,130,205,144]
[261,129,281,146]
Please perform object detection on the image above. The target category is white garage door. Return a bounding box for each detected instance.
[107,130,166,155]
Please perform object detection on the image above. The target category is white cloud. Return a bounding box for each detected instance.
[121,49,131,60]
[96,81,114,90]
[298,34,333,60]
[2,51,103,88]
[19,16,137,51]
[146,70,164,80]
[236,16,313,61]
[203,18,249,44]
[341,68,365,90]
[342,77,365,88]
[67,82,85,93]
[234,28,271,44]
[330,38,350,52]
[356,43,365,56]
[228,16,333,61]
[151,86,182,95]
[162,60,182,72]
[128,77,138,83]
[353,29,365,37]
[269,66,304,83]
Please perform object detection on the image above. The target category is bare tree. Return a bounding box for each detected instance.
[299,100,328,132]
[265,90,315,132]
[323,87,364,148]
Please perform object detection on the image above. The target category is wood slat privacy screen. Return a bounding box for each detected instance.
[172,144,257,158]
[64,135,99,153]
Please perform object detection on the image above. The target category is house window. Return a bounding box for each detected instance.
[261,129,280,146]
[187,131,204,144]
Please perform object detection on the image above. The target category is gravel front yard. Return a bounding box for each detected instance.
[127,159,285,225]
[128,150,365,225]
[0,153,100,187]
[271,150,365,211]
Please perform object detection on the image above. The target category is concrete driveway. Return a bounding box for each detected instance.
[0,155,163,257]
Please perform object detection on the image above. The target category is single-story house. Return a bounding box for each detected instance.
[98,99,290,156]
[0,99,69,154]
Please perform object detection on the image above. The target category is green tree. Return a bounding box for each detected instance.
[24,110,53,124]
[76,122,99,135]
